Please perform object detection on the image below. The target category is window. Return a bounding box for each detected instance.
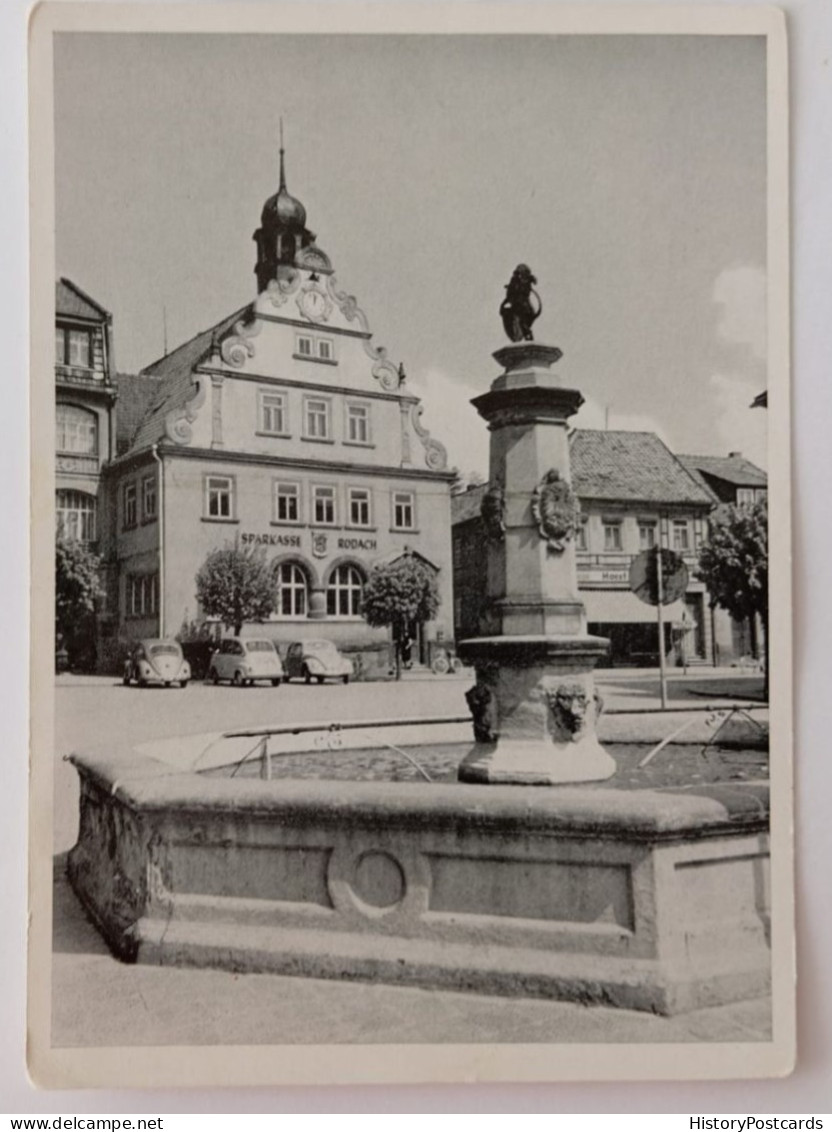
[275,562,307,617]
[346,403,370,444]
[672,520,691,551]
[274,481,300,523]
[295,334,335,362]
[392,491,415,531]
[142,475,157,521]
[127,573,158,618]
[304,397,330,440]
[603,521,622,551]
[313,485,336,525]
[318,338,334,361]
[736,488,759,507]
[576,519,588,551]
[205,476,234,520]
[123,482,137,529]
[348,487,371,528]
[56,405,97,455]
[55,326,92,368]
[56,489,97,543]
[327,564,364,617]
[297,336,313,357]
[638,522,657,550]
[260,391,287,435]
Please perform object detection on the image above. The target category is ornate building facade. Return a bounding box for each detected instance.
[103,148,455,671]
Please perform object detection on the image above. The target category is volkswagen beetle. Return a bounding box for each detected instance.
[123,639,191,688]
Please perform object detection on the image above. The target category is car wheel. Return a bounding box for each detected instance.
[123,671,131,686]
[303,666,311,685]
[272,678,281,687]
[342,674,350,685]
[233,670,243,687]
[210,668,219,685]
[165,681,172,688]
[316,675,324,685]
[180,680,189,688]
[138,678,147,687]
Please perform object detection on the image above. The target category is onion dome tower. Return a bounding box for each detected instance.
[253,126,318,293]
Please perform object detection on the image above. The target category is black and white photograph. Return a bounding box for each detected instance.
[27,2,793,1089]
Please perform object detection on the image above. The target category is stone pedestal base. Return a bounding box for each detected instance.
[458,735,616,785]
[457,634,615,786]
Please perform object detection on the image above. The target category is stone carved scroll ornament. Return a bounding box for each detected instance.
[264,266,302,309]
[545,682,604,744]
[164,373,208,445]
[531,470,581,553]
[220,312,262,368]
[410,403,449,472]
[465,681,499,744]
[325,275,403,392]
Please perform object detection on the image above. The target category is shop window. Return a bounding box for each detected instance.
[127,573,158,618]
[260,391,288,435]
[56,404,97,455]
[275,562,308,617]
[304,397,331,440]
[274,481,300,523]
[348,487,371,528]
[346,403,370,444]
[327,564,364,617]
[205,475,234,520]
[638,522,657,550]
[603,521,622,551]
[56,489,97,543]
[313,485,336,526]
[142,475,157,521]
[392,491,415,531]
[123,482,138,529]
[672,520,691,551]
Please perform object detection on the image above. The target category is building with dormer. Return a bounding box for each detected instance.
[104,147,455,671]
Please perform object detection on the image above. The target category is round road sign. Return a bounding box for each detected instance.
[629,547,688,606]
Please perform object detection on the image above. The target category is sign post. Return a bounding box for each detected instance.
[629,546,689,712]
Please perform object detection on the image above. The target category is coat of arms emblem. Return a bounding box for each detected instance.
[531,469,581,553]
[311,532,328,558]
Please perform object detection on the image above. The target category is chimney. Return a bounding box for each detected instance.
[728,451,742,459]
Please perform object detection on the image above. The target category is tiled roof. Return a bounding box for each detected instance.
[570,430,714,505]
[450,483,487,525]
[125,305,251,455]
[56,278,109,322]
[114,373,165,456]
[678,453,767,489]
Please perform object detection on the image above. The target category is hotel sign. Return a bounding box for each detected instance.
[578,566,630,586]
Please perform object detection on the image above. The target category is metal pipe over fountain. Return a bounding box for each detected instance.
[458,265,615,785]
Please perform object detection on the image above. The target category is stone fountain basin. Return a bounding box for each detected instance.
[67,734,770,1017]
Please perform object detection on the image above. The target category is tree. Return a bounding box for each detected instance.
[194,541,276,636]
[696,497,768,695]
[361,555,441,679]
[55,537,104,670]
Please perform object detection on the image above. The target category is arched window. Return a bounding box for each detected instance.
[275,562,308,617]
[327,564,364,618]
[56,490,97,543]
[56,405,98,455]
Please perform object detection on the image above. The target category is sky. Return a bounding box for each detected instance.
[54,32,768,474]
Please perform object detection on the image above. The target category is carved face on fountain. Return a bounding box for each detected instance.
[546,682,602,743]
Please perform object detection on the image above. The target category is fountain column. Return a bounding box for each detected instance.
[458,332,616,784]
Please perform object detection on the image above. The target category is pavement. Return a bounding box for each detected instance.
[50,667,771,1049]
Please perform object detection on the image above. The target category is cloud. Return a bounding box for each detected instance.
[708,372,767,469]
[408,367,490,477]
[713,265,767,363]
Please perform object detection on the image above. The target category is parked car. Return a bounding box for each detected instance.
[285,639,353,684]
[208,637,284,687]
[123,639,191,688]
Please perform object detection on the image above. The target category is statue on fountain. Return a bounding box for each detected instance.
[499,264,542,342]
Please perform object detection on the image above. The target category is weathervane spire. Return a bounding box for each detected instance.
[279,117,286,192]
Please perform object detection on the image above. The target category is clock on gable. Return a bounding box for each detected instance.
[297,283,333,324]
